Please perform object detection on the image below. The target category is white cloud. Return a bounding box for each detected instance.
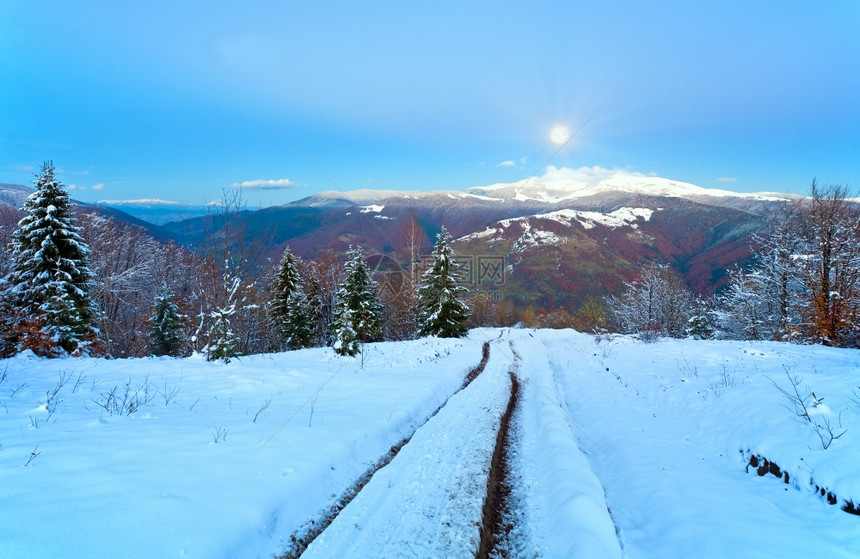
[541,165,618,183]
[717,177,738,183]
[92,183,104,190]
[67,184,77,190]
[498,160,516,167]
[232,178,298,190]
[539,165,672,185]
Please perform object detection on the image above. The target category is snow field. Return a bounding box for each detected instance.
[0,338,484,558]
[302,339,514,557]
[2,329,859,558]
[542,331,860,558]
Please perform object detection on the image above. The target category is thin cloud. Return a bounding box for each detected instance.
[498,160,516,167]
[232,178,298,190]
[92,183,104,190]
[717,177,738,183]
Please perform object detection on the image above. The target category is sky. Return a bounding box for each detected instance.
[1,1,858,207]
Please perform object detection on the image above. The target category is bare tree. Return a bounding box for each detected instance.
[607,262,697,339]
[399,213,427,287]
[193,189,270,355]
[799,182,860,346]
[714,204,807,342]
[80,214,160,356]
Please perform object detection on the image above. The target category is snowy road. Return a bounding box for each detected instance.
[298,334,623,559]
[504,334,622,558]
[302,341,514,557]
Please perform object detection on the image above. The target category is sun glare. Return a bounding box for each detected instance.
[549,124,571,146]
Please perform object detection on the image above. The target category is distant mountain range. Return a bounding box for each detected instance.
[156,171,794,310]
[93,199,214,225]
[3,172,800,312]
[0,183,173,241]
[0,183,35,209]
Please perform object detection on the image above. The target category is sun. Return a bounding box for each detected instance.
[549,124,571,145]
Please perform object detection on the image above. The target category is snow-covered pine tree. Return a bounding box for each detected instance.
[207,309,240,363]
[269,246,313,350]
[148,282,185,356]
[332,246,383,356]
[206,265,242,363]
[4,162,97,355]
[417,226,470,338]
[302,254,342,347]
[332,305,360,356]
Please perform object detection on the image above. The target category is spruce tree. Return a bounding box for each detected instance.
[206,267,242,363]
[5,162,97,355]
[148,282,184,356]
[207,309,240,363]
[332,246,383,356]
[332,306,360,357]
[417,226,470,338]
[270,246,313,350]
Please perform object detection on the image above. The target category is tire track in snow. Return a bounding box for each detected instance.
[496,334,621,558]
[278,341,491,559]
[297,342,514,557]
[477,341,521,558]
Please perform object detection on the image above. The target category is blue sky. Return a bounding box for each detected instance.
[2,1,858,206]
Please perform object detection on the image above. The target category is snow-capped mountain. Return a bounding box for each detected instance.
[284,167,797,219]
[290,189,434,207]
[465,166,793,205]
[0,183,33,209]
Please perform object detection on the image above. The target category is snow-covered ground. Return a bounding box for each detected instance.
[1,330,858,558]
